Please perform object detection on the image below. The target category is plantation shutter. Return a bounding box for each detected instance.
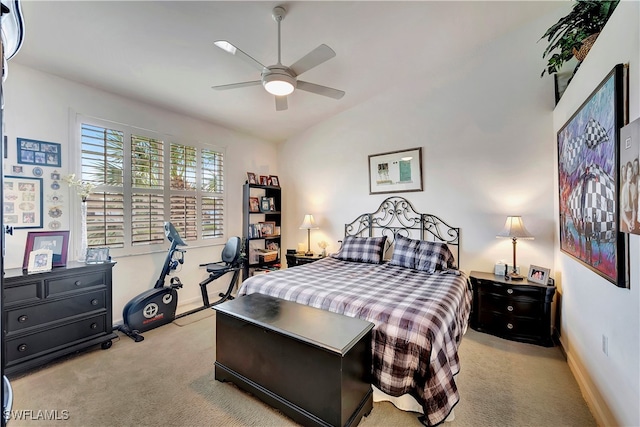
[81,124,125,248]
[131,135,165,245]
[201,149,224,239]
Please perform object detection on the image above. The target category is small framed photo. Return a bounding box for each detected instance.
[249,197,260,212]
[247,172,257,185]
[259,175,269,186]
[27,248,53,273]
[23,230,70,269]
[269,175,280,187]
[528,265,551,285]
[260,197,271,212]
[86,247,110,264]
[259,221,276,237]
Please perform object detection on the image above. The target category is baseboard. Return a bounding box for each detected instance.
[559,337,619,426]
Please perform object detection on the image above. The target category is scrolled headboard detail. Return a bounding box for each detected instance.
[344,196,460,266]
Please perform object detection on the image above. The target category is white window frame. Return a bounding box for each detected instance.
[71,113,226,258]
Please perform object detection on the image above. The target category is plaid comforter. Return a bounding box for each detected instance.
[237,257,473,426]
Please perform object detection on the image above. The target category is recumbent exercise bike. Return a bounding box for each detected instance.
[118,222,242,342]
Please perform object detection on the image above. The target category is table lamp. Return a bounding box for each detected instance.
[496,216,534,280]
[299,214,318,256]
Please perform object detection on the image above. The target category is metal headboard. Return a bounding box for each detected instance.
[344,196,460,266]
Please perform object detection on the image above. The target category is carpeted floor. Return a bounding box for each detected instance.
[7,310,595,426]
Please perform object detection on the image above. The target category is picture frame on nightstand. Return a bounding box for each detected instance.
[527,265,550,285]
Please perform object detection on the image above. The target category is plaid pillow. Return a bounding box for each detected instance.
[332,235,387,264]
[389,234,455,272]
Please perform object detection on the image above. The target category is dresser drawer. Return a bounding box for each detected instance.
[4,280,41,305]
[477,293,542,318]
[5,314,108,364]
[6,290,107,333]
[46,271,106,296]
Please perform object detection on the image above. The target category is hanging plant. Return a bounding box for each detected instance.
[540,0,619,77]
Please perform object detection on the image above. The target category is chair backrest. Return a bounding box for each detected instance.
[221,236,242,265]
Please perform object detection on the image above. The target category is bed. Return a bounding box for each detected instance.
[237,197,472,426]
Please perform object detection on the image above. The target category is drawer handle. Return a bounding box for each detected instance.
[91,299,99,306]
[18,344,27,352]
[507,323,514,330]
[507,305,514,312]
[18,315,28,323]
[507,289,514,294]
[75,280,82,286]
[90,323,98,330]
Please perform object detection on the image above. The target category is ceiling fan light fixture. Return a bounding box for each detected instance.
[262,71,296,96]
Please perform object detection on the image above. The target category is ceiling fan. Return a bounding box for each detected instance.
[212,5,345,111]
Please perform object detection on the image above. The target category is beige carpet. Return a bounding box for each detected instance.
[7,311,595,426]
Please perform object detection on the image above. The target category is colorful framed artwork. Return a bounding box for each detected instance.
[17,138,62,167]
[3,175,43,229]
[368,147,423,194]
[22,230,70,269]
[557,64,628,288]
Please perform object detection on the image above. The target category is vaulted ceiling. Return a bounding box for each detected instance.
[12,1,563,142]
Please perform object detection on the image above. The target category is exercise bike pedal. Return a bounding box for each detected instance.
[170,277,183,289]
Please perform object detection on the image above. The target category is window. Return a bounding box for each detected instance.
[78,118,225,254]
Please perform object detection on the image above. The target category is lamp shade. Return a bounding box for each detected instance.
[496,216,534,239]
[299,214,318,230]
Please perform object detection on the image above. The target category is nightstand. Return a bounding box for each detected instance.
[469,271,556,347]
[285,253,324,268]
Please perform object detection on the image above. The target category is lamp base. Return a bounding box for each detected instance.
[304,251,314,256]
[507,272,525,281]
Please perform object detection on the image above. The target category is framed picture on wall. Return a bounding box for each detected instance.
[557,63,628,288]
[368,147,423,194]
[3,175,43,229]
[17,138,62,167]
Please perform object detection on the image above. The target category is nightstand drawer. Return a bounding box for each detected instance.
[478,311,541,337]
[477,293,542,318]
[6,290,107,332]
[475,278,543,299]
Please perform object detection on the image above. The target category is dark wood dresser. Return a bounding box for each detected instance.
[3,262,117,375]
[214,293,374,427]
[470,271,556,347]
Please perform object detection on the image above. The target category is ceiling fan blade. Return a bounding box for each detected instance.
[289,44,336,76]
[211,81,262,91]
[296,81,345,100]
[214,40,266,72]
[275,96,288,111]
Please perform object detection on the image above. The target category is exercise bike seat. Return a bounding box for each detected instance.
[198,236,242,306]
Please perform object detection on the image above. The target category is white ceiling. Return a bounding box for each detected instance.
[12,1,563,143]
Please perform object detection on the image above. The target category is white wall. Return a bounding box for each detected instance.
[3,64,278,321]
[552,2,640,426]
[279,8,557,278]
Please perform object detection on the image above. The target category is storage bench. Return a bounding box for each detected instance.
[214,293,374,427]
